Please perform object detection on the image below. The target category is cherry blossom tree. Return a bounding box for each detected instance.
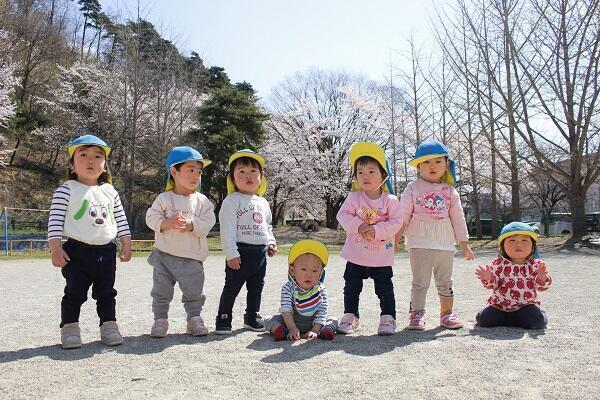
[265,69,390,228]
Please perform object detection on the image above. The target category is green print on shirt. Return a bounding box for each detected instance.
[109,202,115,224]
[73,199,89,220]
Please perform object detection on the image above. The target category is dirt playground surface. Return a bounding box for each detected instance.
[0,248,598,399]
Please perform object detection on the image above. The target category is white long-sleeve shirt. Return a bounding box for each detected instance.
[218,192,276,261]
[146,191,216,261]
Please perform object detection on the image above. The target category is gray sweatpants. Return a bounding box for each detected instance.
[264,311,338,334]
[148,249,206,321]
[409,248,455,312]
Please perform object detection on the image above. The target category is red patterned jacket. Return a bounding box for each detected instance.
[479,257,552,312]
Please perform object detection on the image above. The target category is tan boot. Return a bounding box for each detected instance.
[100,321,123,346]
[61,322,82,349]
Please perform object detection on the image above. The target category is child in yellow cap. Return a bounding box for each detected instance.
[474,222,551,329]
[48,134,132,349]
[263,240,338,340]
[215,149,277,334]
[336,141,404,335]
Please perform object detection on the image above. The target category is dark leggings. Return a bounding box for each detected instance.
[476,305,548,329]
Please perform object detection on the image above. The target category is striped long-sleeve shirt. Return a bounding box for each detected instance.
[48,180,130,245]
[279,280,328,326]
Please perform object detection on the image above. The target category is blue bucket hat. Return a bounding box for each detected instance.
[165,146,211,191]
[67,134,111,158]
[498,221,540,259]
[408,140,456,185]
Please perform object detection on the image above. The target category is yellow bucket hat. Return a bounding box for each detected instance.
[349,141,394,193]
[226,149,267,196]
[288,239,329,267]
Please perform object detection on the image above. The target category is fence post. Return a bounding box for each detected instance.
[9,240,13,256]
[30,240,33,256]
[3,207,7,256]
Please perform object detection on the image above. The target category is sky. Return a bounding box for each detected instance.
[101,0,435,100]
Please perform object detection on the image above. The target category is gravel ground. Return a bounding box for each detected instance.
[0,248,599,399]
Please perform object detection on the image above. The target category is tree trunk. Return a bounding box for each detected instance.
[325,196,342,229]
[8,138,20,165]
[566,184,587,244]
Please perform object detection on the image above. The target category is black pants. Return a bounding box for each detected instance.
[60,239,117,327]
[217,243,267,317]
[476,305,548,329]
[343,262,396,319]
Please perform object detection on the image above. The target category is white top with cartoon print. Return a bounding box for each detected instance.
[48,180,131,245]
[218,191,276,261]
[398,179,469,251]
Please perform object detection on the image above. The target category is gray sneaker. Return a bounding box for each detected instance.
[100,321,123,346]
[61,322,82,349]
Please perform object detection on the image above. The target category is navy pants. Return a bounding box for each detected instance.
[60,239,117,327]
[217,243,267,317]
[343,262,396,319]
[476,305,548,329]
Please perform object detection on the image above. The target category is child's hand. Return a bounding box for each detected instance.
[287,327,301,341]
[161,213,188,232]
[51,246,70,268]
[460,242,474,260]
[302,331,318,340]
[475,265,494,282]
[535,263,550,285]
[359,223,375,241]
[267,244,277,257]
[226,257,241,270]
[119,237,132,262]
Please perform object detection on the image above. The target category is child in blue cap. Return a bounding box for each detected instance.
[474,221,551,329]
[145,146,216,337]
[48,134,132,349]
[397,140,473,331]
[215,149,277,334]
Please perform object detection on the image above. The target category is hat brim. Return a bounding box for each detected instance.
[288,240,328,266]
[68,144,111,158]
[228,152,265,168]
[498,230,538,245]
[408,154,447,168]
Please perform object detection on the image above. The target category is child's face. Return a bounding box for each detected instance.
[71,145,106,185]
[418,156,448,183]
[170,161,203,195]
[356,160,385,194]
[233,161,262,195]
[290,253,323,290]
[503,234,534,263]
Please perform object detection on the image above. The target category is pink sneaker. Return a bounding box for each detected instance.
[377,315,396,336]
[337,313,360,334]
[440,311,463,329]
[186,316,209,336]
[408,311,426,331]
[150,319,169,338]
